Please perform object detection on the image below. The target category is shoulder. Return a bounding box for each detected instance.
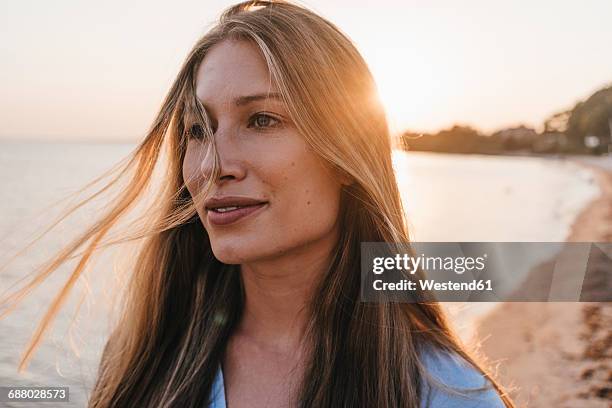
[419,345,506,408]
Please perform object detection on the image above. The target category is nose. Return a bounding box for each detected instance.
[198,123,247,185]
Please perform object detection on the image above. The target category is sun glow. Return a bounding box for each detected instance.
[368,52,444,136]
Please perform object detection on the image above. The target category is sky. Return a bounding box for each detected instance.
[1,0,611,141]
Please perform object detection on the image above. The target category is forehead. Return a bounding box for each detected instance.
[195,39,276,105]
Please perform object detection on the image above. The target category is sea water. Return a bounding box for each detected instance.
[0,141,601,406]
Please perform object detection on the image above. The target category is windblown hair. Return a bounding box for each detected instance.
[1,1,514,407]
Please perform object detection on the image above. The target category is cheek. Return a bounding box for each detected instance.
[182,149,197,193]
[303,182,342,229]
[182,146,208,205]
[272,157,343,236]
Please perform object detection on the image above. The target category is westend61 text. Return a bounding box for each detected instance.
[373,279,493,292]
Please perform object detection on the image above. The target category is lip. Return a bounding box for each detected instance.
[205,195,268,210]
[205,196,269,226]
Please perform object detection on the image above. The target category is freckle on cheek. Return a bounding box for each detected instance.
[291,161,295,166]
[307,201,311,205]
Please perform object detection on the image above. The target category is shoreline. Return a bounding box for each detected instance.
[474,161,612,407]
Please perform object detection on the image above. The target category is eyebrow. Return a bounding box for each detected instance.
[197,92,283,109]
[234,92,282,106]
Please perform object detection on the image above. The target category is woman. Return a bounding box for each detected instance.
[3,1,514,407]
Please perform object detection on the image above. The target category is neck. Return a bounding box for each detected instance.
[236,229,338,353]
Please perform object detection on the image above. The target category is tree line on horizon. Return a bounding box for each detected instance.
[401,84,612,155]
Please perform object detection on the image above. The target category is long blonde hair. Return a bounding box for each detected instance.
[1,1,514,407]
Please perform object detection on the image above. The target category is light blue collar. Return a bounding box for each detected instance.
[210,364,226,408]
[207,347,505,408]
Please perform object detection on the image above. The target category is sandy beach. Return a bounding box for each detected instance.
[476,159,612,407]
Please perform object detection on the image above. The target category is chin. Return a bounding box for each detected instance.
[211,244,244,265]
[210,238,257,265]
[210,236,290,265]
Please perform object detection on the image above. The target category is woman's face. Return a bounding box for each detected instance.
[182,39,345,264]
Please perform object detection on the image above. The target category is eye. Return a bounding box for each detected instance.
[187,123,205,139]
[248,113,281,130]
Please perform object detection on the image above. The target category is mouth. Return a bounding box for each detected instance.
[205,197,269,226]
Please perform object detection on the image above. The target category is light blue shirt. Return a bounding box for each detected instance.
[208,347,505,407]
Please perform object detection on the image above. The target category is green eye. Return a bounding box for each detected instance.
[249,113,281,129]
[188,123,205,139]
